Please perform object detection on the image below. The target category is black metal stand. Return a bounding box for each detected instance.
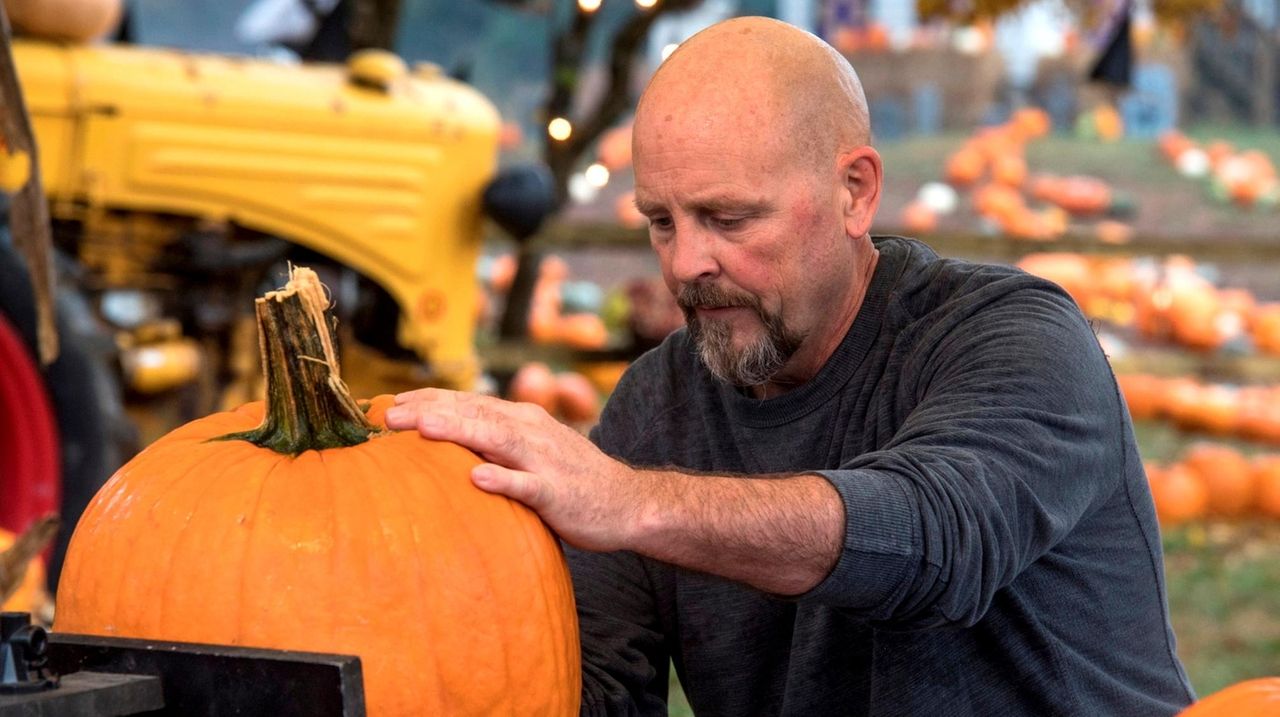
[0,628,366,717]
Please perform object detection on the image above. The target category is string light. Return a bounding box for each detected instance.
[636,0,658,8]
[661,43,679,60]
[548,117,573,141]
[578,0,602,12]
[585,163,610,188]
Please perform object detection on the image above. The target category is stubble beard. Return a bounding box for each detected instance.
[677,282,805,388]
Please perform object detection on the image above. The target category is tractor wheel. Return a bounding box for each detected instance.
[0,239,136,591]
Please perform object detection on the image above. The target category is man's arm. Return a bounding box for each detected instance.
[384,392,844,595]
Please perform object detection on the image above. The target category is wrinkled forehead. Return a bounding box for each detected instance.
[633,72,801,171]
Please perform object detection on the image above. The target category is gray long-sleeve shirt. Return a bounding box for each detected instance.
[572,236,1194,716]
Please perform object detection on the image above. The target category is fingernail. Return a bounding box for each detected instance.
[384,406,406,422]
[472,466,494,486]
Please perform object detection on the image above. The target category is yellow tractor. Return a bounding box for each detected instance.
[0,1,553,586]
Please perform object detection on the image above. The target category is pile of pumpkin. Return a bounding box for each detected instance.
[1016,252,1280,355]
[1146,442,1280,527]
[899,107,1134,243]
[1118,373,1280,444]
[1157,130,1280,209]
[478,253,609,350]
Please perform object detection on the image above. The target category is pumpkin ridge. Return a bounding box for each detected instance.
[148,447,262,637]
[363,436,445,714]
[421,445,516,712]
[318,448,341,656]
[233,454,291,648]
[93,446,219,635]
[509,496,568,709]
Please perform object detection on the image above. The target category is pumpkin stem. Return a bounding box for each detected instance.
[216,266,378,454]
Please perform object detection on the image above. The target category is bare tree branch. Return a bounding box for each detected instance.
[544,0,705,205]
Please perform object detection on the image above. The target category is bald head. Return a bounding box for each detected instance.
[636,17,871,171]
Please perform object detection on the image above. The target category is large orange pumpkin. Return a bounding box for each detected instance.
[1177,676,1280,715]
[55,269,580,716]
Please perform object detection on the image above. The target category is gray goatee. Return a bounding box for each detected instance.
[677,282,804,387]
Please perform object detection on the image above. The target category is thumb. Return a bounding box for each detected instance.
[471,464,551,512]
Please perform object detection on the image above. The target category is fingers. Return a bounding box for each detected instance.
[394,387,473,404]
[385,397,535,467]
[472,463,550,512]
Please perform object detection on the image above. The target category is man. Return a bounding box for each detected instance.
[385,16,1194,716]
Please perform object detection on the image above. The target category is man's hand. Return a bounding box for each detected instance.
[384,389,642,553]
[386,388,845,596]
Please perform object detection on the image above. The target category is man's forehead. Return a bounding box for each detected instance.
[633,187,772,214]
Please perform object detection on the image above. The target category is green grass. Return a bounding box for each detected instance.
[1164,522,1280,697]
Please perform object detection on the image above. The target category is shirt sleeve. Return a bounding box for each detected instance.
[799,284,1127,629]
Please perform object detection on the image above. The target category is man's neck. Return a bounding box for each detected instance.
[748,245,880,400]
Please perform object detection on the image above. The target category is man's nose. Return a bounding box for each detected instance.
[668,228,720,285]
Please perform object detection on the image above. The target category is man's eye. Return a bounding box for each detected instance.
[649,216,674,230]
[714,216,746,230]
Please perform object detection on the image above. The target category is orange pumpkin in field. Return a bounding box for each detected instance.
[1252,455,1280,519]
[900,200,938,235]
[1160,377,1203,425]
[1177,676,1280,715]
[615,191,647,228]
[1092,105,1124,141]
[554,371,601,424]
[1184,385,1241,436]
[509,361,559,414]
[556,313,608,350]
[1182,443,1255,517]
[1046,175,1113,216]
[991,152,1028,188]
[1158,130,1195,164]
[972,182,1026,222]
[55,269,581,717]
[1015,253,1092,308]
[1010,107,1051,140]
[1253,304,1280,355]
[945,146,986,186]
[1116,373,1164,421]
[1148,463,1208,526]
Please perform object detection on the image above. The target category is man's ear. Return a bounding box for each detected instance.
[838,146,882,239]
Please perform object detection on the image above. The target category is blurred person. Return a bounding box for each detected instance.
[386,16,1193,716]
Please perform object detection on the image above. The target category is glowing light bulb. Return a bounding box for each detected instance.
[636,0,658,8]
[548,117,572,141]
[585,163,610,188]
[578,0,602,12]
